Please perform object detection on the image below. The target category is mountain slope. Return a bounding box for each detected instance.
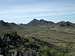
[27,19,55,26]
[0,19,75,32]
[55,21,75,27]
[0,20,21,32]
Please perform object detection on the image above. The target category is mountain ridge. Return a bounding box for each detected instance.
[0,19,75,28]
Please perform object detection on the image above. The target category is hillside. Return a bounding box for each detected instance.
[0,20,21,32]
[0,32,72,56]
[0,19,75,56]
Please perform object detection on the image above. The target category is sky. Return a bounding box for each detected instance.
[0,0,75,24]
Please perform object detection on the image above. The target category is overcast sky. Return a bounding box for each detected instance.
[0,0,75,24]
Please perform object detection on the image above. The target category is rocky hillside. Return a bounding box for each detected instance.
[0,32,68,56]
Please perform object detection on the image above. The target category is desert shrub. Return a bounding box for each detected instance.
[0,32,70,56]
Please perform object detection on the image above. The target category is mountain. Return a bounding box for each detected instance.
[27,19,55,26]
[55,21,75,27]
[0,20,9,26]
[0,19,75,30]
[26,19,75,29]
[0,20,21,31]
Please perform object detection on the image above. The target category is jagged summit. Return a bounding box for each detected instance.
[0,20,8,25]
[0,19,75,29]
[27,19,55,26]
[56,21,75,27]
[0,20,20,30]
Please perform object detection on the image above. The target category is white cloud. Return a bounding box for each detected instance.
[0,0,75,23]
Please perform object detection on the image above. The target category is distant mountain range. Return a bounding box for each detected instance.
[0,19,75,30]
[27,19,54,26]
[25,19,75,28]
[0,20,20,31]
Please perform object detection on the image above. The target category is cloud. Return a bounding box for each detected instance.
[0,0,75,23]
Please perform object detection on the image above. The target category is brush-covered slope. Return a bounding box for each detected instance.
[0,32,67,56]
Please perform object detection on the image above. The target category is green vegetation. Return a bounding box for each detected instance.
[0,19,75,56]
[0,32,72,56]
